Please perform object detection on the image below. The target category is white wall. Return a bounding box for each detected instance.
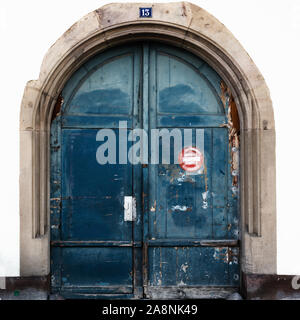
[0,0,299,277]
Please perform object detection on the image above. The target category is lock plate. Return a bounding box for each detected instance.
[124,196,136,221]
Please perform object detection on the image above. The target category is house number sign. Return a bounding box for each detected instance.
[139,7,152,18]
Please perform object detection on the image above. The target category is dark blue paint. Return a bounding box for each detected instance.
[148,247,239,286]
[147,44,239,289]
[157,51,224,114]
[157,115,226,128]
[61,129,132,241]
[50,42,239,298]
[71,88,130,114]
[51,45,142,297]
[52,247,133,292]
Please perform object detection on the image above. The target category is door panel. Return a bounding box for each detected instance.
[156,52,223,114]
[149,128,211,240]
[61,129,133,241]
[148,247,239,286]
[66,55,133,115]
[51,247,133,292]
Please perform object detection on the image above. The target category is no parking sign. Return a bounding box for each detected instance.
[178,146,204,173]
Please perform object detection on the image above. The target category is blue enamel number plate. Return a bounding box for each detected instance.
[139,7,152,18]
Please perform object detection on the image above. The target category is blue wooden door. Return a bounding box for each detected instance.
[144,44,239,299]
[50,43,239,299]
[50,45,143,299]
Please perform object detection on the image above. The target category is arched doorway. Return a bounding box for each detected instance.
[19,3,276,299]
[50,42,240,299]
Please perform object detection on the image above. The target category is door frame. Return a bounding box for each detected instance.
[19,3,276,293]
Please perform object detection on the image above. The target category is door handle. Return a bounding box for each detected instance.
[124,196,136,221]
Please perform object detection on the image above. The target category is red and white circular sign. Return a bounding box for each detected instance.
[178,146,204,172]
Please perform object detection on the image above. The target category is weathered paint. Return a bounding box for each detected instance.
[50,42,240,299]
[220,81,240,189]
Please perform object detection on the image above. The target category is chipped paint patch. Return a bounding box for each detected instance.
[180,263,189,273]
[233,229,239,237]
[213,248,219,260]
[161,165,196,185]
[51,95,63,122]
[50,197,60,201]
[213,248,229,263]
[171,205,189,212]
[150,200,156,212]
[202,191,209,209]
[176,173,185,183]
[232,186,238,195]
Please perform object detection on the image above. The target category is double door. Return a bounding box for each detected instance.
[50,43,240,299]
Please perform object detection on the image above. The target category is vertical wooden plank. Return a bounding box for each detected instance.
[148,247,159,286]
[212,128,228,239]
[194,128,213,239]
[142,43,150,294]
[50,247,62,292]
[50,115,62,242]
[50,115,62,292]
[161,247,177,286]
[148,44,159,239]
[176,247,189,286]
[227,131,240,240]
[132,45,143,298]
[228,247,240,286]
[156,163,167,238]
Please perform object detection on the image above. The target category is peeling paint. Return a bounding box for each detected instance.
[233,229,239,237]
[51,95,63,122]
[50,197,60,201]
[202,191,209,209]
[171,205,190,212]
[162,165,196,185]
[213,248,230,263]
[220,81,240,190]
[203,163,208,192]
[227,248,239,265]
[232,186,238,195]
[150,200,156,212]
[177,173,186,183]
[180,263,189,273]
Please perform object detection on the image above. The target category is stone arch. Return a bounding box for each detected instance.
[20,2,276,278]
